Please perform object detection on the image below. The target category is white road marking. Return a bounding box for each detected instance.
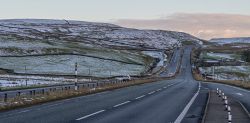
[135,95,145,100]
[174,82,201,123]
[148,91,155,95]
[156,89,162,91]
[18,110,30,113]
[76,110,105,121]
[168,84,174,87]
[46,103,62,108]
[113,101,131,108]
[163,86,167,89]
[236,93,243,96]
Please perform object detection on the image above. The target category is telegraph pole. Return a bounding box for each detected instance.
[25,66,28,86]
[88,68,91,76]
[74,62,78,91]
[212,66,215,80]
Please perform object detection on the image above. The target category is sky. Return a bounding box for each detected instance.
[0,0,250,39]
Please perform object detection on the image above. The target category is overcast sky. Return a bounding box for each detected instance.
[0,0,250,39]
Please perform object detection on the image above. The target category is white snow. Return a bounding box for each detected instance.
[199,66,250,81]
[207,53,234,59]
[142,51,167,66]
[210,37,250,45]
[0,19,202,50]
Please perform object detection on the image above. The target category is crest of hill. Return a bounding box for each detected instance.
[0,19,203,50]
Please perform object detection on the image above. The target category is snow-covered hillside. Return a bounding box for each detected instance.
[210,37,250,45]
[0,19,202,50]
[0,19,203,79]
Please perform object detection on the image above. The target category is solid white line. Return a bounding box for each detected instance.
[76,110,105,121]
[174,82,201,123]
[113,101,131,108]
[148,91,155,95]
[135,95,145,100]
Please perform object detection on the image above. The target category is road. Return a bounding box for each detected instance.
[160,48,182,77]
[0,46,249,123]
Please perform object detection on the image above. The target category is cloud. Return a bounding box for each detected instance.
[114,13,250,40]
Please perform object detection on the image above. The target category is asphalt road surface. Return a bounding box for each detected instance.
[160,48,182,77]
[0,46,249,123]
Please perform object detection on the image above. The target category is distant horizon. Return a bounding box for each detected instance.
[1,16,250,40]
[1,0,250,39]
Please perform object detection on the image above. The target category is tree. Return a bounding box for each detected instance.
[242,50,250,62]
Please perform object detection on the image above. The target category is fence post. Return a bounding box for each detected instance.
[4,93,7,102]
[33,90,36,95]
[42,89,45,95]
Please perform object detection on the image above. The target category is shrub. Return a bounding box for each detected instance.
[242,50,250,62]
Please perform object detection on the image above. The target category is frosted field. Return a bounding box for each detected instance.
[0,55,146,77]
[0,19,191,88]
[0,75,91,88]
[0,79,68,87]
[199,66,250,81]
[200,52,241,61]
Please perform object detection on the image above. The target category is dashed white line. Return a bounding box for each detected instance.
[163,86,167,89]
[236,93,243,96]
[18,110,30,114]
[148,91,155,95]
[156,89,162,91]
[46,103,62,108]
[135,95,145,100]
[113,101,131,108]
[76,110,105,121]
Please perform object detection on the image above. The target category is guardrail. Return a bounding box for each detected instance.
[0,79,131,104]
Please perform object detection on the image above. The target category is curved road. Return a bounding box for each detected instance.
[0,46,249,123]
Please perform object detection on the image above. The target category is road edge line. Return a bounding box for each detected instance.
[174,82,200,123]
